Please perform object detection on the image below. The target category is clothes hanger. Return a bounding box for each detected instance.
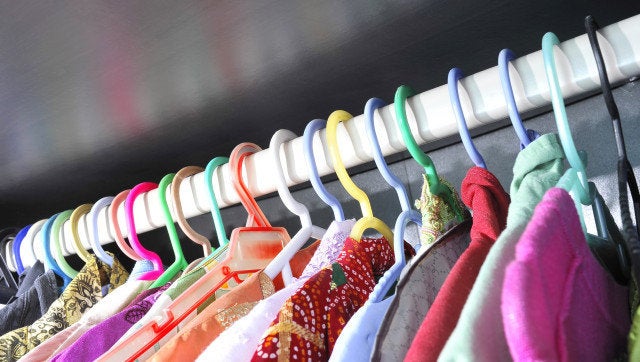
[204,157,231,256]
[542,31,629,283]
[90,197,116,266]
[70,204,94,265]
[3,238,16,273]
[41,213,72,287]
[448,68,487,169]
[326,110,394,243]
[148,173,188,289]
[23,220,47,268]
[498,49,540,148]
[364,98,422,297]
[109,144,292,362]
[110,189,143,262]
[394,85,466,222]
[52,210,78,278]
[125,182,164,281]
[11,225,30,274]
[303,119,346,221]
[585,15,640,281]
[0,228,19,291]
[262,129,327,285]
[170,166,213,257]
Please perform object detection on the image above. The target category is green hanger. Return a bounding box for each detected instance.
[394,85,465,222]
[204,157,230,257]
[149,173,189,288]
[52,210,78,279]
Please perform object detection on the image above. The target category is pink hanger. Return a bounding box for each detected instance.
[125,182,164,280]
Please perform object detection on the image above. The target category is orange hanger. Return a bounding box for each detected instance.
[99,143,291,362]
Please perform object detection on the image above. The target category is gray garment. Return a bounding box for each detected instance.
[371,219,472,362]
[0,268,57,335]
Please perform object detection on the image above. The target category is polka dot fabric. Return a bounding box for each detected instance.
[251,236,396,361]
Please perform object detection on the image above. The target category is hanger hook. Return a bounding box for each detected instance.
[448,68,487,169]
[303,119,345,221]
[364,98,412,212]
[229,143,271,228]
[542,32,590,204]
[41,213,71,285]
[110,189,142,261]
[171,167,212,256]
[52,210,78,279]
[498,49,539,148]
[126,182,164,280]
[24,220,46,267]
[70,204,94,263]
[90,197,115,267]
[326,110,373,218]
[204,157,231,248]
[270,129,313,228]
[394,85,465,222]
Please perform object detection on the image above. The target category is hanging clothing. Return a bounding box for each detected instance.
[195,219,355,362]
[49,284,168,362]
[330,175,469,362]
[0,254,128,362]
[630,305,640,360]
[439,133,565,361]
[251,236,396,361]
[0,261,58,335]
[404,166,510,362]
[415,175,467,247]
[370,219,471,362]
[501,187,629,361]
[146,237,325,362]
[16,260,156,362]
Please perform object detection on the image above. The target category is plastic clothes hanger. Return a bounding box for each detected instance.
[23,220,47,267]
[52,210,78,278]
[448,68,487,169]
[585,15,640,280]
[126,182,164,281]
[303,119,346,221]
[148,173,188,289]
[0,228,19,291]
[41,213,72,287]
[170,167,213,257]
[326,110,394,243]
[110,189,143,262]
[204,157,231,256]
[394,85,466,222]
[542,32,631,284]
[12,225,31,274]
[3,239,16,273]
[498,49,540,148]
[90,197,116,266]
[113,143,292,362]
[263,129,326,285]
[70,204,94,265]
[369,209,421,302]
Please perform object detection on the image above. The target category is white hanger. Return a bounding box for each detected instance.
[21,219,47,267]
[263,129,327,285]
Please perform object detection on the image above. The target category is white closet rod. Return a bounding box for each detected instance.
[19,14,640,267]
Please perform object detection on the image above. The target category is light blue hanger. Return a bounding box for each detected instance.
[12,225,32,274]
[42,213,71,287]
[448,68,487,169]
[90,197,115,267]
[303,119,345,221]
[498,49,540,148]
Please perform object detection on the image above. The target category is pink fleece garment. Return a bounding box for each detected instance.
[501,187,629,361]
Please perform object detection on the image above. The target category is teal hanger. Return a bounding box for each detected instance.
[42,213,72,287]
[149,173,189,289]
[543,33,631,284]
[204,157,231,257]
[394,85,465,222]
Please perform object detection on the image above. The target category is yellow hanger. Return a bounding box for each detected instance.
[70,204,94,263]
[326,110,394,244]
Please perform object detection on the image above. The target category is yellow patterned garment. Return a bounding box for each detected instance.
[0,254,128,361]
[414,174,469,247]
